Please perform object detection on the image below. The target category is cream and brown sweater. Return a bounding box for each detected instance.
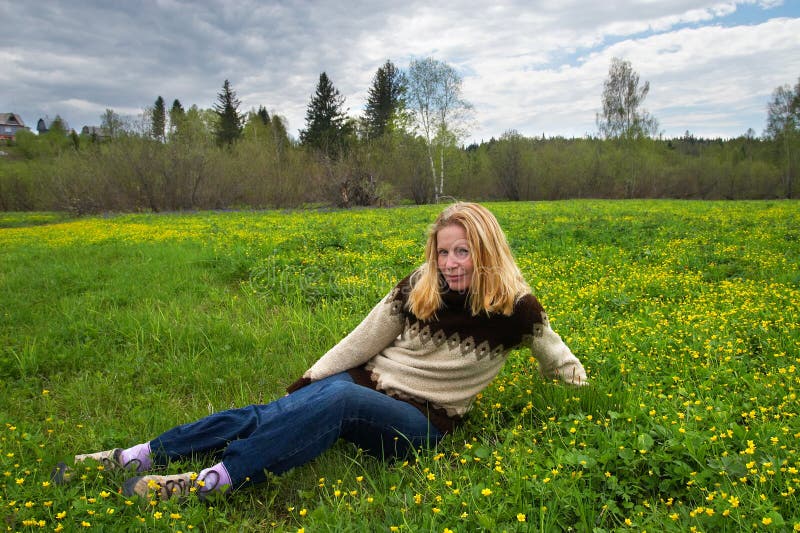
[288,273,587,427]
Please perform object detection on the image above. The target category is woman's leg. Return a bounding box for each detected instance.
[147,372,354,464]
[219,373,443,487]
[122,372,442,498]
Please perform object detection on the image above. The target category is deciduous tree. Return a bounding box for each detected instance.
[406,57,472,201]
[596,58,659,196]
[597,57,659,140]
[101,109,125,139]
[765,77,799,198]
[488,130,535,200]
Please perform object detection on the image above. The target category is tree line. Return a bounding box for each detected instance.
[1,58,797,213]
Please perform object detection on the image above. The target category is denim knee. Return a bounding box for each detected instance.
[313,378,360,406]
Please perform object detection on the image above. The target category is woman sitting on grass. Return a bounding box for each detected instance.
[54,202,587,500]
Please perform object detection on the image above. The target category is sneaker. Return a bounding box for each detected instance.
[51,448,142,485]
[123,470,224,501]
[123,472,198,500]
[74,448,126,469]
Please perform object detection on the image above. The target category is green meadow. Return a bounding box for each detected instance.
[1,200,798,532]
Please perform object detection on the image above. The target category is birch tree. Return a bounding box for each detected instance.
[765,78,799,198]
[597,57,658,140]
[407,58,472,201]
[596,57,659,196]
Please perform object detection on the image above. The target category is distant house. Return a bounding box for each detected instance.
[0,113,29,141]
[37,116,70,135]
[81,125,109,140]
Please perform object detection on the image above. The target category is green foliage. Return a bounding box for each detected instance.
[1,201,798,531]
[14,125,72,160]
[13,129,42,159]
[5,69,797,213]
[486,130,537,200]
[0,159,50,210]
[1,126,793,213]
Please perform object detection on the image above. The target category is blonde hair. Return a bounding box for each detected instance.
[408,202,530,319]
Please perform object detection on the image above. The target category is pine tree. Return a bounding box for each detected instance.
[213,79,243,146]
[169,99,185,138]
[170,99,184,121]
[256,105,270,126]
[151,96,166,141]
[363,60,407,139]
[300,72,350,157]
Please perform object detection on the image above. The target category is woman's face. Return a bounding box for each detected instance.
[436,224,474,292]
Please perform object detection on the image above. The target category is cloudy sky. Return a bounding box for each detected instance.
[2,1,799,143]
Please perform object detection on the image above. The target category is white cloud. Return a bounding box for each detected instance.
[1,0,798,141]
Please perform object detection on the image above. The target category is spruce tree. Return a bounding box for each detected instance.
[300,72,350,158]
[151,96,166,141]
[169,99,185,137]
[170,99,184,120]
[363,60,406,139]
[213,79,243,146]
[256,105,270,126]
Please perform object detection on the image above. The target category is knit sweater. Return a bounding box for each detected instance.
[289,273,587,422]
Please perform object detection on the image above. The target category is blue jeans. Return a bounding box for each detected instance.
[148,372,444,487]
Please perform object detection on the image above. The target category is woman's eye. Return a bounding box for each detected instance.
[455,248,470,258]
[438,250,448,256]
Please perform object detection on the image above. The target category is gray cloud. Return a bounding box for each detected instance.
[2,0,798,141]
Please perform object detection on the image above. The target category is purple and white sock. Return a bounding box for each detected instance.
[197,462,232,495]
[120,442,152,472]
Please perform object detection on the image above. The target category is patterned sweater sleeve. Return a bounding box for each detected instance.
[300,287,406,382]
[522,295,588,385]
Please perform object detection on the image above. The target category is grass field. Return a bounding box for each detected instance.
[1,200,799,532]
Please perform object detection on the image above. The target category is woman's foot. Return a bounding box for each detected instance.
[51,447,146,484]
[123,469,228,501]
[74,448,128,468]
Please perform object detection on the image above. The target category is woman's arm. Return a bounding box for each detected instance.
[519,295,587,385]
[529,320,588,385]
[294,288,406,385]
